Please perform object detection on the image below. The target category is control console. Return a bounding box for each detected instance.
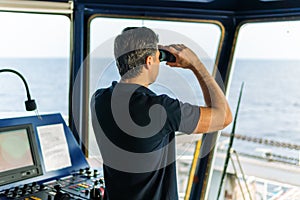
[0,114,105,200]
[0,168,105,200]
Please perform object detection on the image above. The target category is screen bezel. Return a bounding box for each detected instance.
[0,124,43,186]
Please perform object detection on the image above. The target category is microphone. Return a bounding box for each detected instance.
[0,69,37,111]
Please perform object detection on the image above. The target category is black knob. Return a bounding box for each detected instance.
[48,194,53,200]
[54,192,71,200]
[21,185,28,194]
[90,188,101,200]
[21,188,27,195]
[79,168,84,175]
[54,184,62,192]
[85,189,89,196]
[93,169,99,177]
[87,171,92,179]
[99,179,104,184]
[39,184,45,191]
[12,190,18,197]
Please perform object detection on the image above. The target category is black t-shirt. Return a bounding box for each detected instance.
[91,81,200,200]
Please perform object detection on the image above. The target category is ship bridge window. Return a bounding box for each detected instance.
[163,0,215,2]
[260,0,282,2]
[210,20,300,199]
[0,12,70,121]
[87,16,222,197]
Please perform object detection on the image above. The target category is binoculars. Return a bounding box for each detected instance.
[159,49,176,62]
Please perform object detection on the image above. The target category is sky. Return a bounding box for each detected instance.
[0,12,70,58]
[235,21,300,60]
[0,12,300,60]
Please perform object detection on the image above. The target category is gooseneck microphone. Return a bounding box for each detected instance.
[0,68,37,111]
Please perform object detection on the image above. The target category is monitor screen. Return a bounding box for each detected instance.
[0,124,42,186]
[0,128,34,172]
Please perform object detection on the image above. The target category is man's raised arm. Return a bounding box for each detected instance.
[164,44,233,133]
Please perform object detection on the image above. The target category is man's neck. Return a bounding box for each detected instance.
[120,76,149,88]
[120,73,149,87]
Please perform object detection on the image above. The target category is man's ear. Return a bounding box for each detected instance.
[145,55,153,69]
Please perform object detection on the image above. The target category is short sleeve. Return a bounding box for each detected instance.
[178,102,200,134]
[160,95,200,134]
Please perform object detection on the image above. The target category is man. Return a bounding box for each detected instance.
[91,27,232,200]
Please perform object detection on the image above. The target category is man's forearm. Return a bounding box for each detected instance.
[189,61,232,131]
[189,61,226,109]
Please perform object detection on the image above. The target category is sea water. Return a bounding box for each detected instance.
[1,58,300,159]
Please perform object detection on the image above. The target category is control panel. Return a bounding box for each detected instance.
[0,167,105,200]
[0,114,105,200]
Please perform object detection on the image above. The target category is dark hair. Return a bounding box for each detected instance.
[114,27,159,79]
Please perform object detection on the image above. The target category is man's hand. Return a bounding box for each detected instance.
[159,44,202,69]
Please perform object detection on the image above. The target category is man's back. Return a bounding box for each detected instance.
[91,81,194,199]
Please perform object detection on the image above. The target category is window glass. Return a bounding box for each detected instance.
[209,21,300,199]
[0,12,70,120]
[89,17,221,196]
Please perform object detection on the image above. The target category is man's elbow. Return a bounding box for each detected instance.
[223,106,233,128]
[195,106,233,134]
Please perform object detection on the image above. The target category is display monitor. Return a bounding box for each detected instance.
[0,124,42,186]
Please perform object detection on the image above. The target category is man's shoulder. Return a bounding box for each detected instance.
[93,82,116,98]
[132,90,180,107]
[152,94,179,105]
